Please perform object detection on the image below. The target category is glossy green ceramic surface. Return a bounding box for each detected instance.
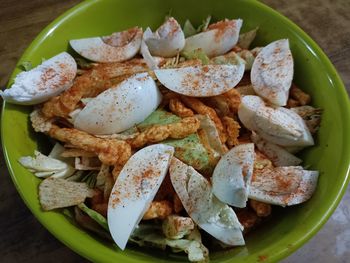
[2,0,350,262]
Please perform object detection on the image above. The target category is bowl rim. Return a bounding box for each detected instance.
[2,0,350,262]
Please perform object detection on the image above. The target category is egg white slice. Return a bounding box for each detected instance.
[144,17,185,57]
[251,39,293,106]
[70,27,142,63]
[1,52,76,105]
[212,143,255,208]
[183,19,243,57]
[170,157,245,246]
[238,95,314,147]
[248,166,319,207]
[74,72,161,135]
[251,132,302,166]
[140,33,159,70]
[196,114,226,156]
[107,144,174,250]
[154,64,244,97]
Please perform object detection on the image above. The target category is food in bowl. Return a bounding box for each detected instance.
[1,15,322,262]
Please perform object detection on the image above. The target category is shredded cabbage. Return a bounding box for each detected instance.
[19,150,75,178]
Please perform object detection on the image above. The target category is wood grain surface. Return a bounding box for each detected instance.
[0,1,349,262]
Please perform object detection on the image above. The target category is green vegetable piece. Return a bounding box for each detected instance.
[182,49,210,65]
[183,19,197,37]
[77,203,108,231]
[196,15,211,33]
[19,61,33,71]
[75,57,93,69]
[238,27,259,49]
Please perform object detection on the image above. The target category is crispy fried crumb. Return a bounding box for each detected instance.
[128,117,200,148]
[290,84,311,106]
[48,125,131,166]
[249,199,272,217]
[181,96,227,143]
[222,116,240,148]
[142,200,173,220]
[169,98,194,117]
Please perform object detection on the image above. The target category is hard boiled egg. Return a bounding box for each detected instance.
[0,52,76,105]
[107,144,174,250]
[238,95,314,147]
[74,73,161,135]
[154,64,245,97]
[70,27,142,63]
[170,157,245,246]
[183,19,243,57]
[212,143,255,208]
[249,166,319,207]
[143,17,185,57]
[251,39,293,106]
[251,132,302,166]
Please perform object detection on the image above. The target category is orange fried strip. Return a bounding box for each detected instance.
[249,199,272,217]
[60,148,96,158]
[290,84,311,106]
[48,125,131,166]
[42,59,149,118]
[169,98,194,118]
[222,116,241,148]
[181,96,227,143]
[128,116,200,148]
[222,88,241,114]
[142,200,173,220]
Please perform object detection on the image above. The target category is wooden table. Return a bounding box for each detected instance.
[0,1,349,262]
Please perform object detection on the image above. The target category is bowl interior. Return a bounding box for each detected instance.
[2,0,350,262]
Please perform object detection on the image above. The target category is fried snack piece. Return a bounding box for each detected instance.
[236,208,261,234]
[48,125,131,166]
[173,194,184,213]
[222,88,241,114]
[290,84,311,106]
[128,116,200,148]
[286,98,300,108]
[222,116,240,148]
[61,148,96,158]
[142,200,173,220]
[169,98,194,118]
[30,108,52,133]
[42,59,150,118]
[181,97,227,143]
[249,199,272,217]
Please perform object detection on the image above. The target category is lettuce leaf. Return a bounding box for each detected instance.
[130,224,209,262]
[183,20,197,37]
[182,49,210,65]
[77,203,108,231]
[238,27,259,49]
[196,15,211,33]
[19,150,75,178]
[19,61,32,71]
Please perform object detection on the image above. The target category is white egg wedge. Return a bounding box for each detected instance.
[143,17,185,57]
[183,19,243,57]
[238,95,314,147]
[70,27,142,63]
[140,36,159,70]
[74,72,161,135]
[0,52,76,105]
[251,132,302,167]
[251,39,293,106]
[170,157,245,246]
[212,143,255,208]
[107,144,175,250]
[196,114,226,156]
[154,64,245,97]
[249,166,319,207]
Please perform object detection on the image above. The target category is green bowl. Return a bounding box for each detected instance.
[2,0,350,262]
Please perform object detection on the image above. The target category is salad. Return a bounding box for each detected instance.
[1,15,322,262]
